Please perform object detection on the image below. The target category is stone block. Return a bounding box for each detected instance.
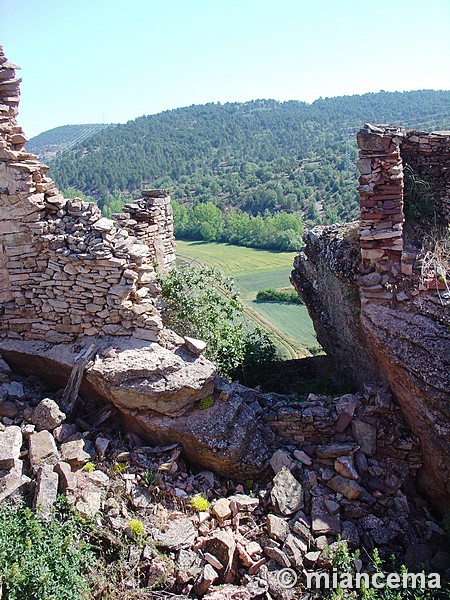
[33,464,59,517]
[0,425,22,469]
[29,430,59,471]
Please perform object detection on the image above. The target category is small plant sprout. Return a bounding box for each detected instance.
[113,461,127,474]
[129,519,144,537]
[197,396,214,410]
[141,469,160,488]
[82,461,95,472]
[189,493,210,512]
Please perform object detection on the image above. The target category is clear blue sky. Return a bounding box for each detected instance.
[1,0,449,137]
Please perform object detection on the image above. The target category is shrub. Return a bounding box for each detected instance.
[157,265,276,377]
[141,469,160,488]
[256,288,303,304]
[197,396,215,410]
[0,499,95,600]
[82,461,95,472]
[113,461,127,474]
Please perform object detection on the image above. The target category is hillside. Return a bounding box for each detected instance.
[26,123,110,161]
[45,90,450,229]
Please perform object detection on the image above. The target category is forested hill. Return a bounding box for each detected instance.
[27,124,110,161]
[45,90,450,228]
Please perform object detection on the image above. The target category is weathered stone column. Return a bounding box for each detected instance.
[357,124,405,301]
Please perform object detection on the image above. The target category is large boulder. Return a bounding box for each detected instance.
[0,337,272,479]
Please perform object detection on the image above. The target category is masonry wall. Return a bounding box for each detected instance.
[401,130,450,226]
[0,47,175,344]
[357,124,449,303]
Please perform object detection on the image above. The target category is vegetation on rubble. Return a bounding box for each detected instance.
[189,493,211,512]
[325,539,449,599]
[157,264,277,377]
[0,498,95,600]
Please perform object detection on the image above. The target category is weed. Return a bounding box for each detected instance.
[128,519,144,537]
[113,461,127,474]
[197,396,214,410]
[0,498,95,600]
[82,461,95,472]
[141,469,160,488]
[189,493,210,512]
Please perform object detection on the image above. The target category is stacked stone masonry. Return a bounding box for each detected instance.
[0,47,175,344]
[357,124,449,303]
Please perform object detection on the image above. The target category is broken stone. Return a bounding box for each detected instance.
[31,398,65,431]
[75,490,102,518]
[282,534,305,568]
[60,439,90,466]
[304,550,321,566]
[327,475,364,500]
[54,461,76,493]
[29,430,59,471]
[203,586,252,600]
[147,555,170,588]
[184,336,207,355]
[335,455,359,480]
[131,485,153,510]
[341,521,360,547]
[264,546,291,568]
[0,425,22,469]
[227,493,259,513]
[33,464,59,517]
[266,514,290,543]
[352,420,376,456]
[156,518,197,551]
[0,400,18,418]
[316,443,358,459]
[95,436,110,458]
[201,529,236,578]
[204,552,224,570]
[193,564,218,597]
[269,449,292,474]
[271,467,303,515]
[53,422,79,443]
[211,498,232,522]
[311,495,341,536]
[0,459,30,502]
[293,449,312,466]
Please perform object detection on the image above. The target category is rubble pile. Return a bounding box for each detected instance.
[1,357,448,598]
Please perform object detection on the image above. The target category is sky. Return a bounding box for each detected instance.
[1,0,449,138]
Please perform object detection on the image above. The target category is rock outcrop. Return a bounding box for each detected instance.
[291,124,450,511]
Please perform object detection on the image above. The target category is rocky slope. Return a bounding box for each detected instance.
[1,358,448,598]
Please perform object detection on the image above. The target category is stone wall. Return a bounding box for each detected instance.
[357,124,449,303]
[0,47,175,344]
[401,130,450,227]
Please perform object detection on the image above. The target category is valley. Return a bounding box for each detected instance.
[175,240,318,358]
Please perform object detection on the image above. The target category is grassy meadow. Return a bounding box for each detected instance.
[175,240,319,358]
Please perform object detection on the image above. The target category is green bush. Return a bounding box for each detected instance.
[0,500,95,600]
[157,265,276,377]
[256,288,303,304]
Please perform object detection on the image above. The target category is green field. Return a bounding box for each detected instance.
[175,240,319,358]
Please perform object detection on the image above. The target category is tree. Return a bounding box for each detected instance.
[157,265,276,378]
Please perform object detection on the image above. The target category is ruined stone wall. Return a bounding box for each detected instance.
[0,47,175,344]
[357,124,449,303]
[401,130,450,226]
